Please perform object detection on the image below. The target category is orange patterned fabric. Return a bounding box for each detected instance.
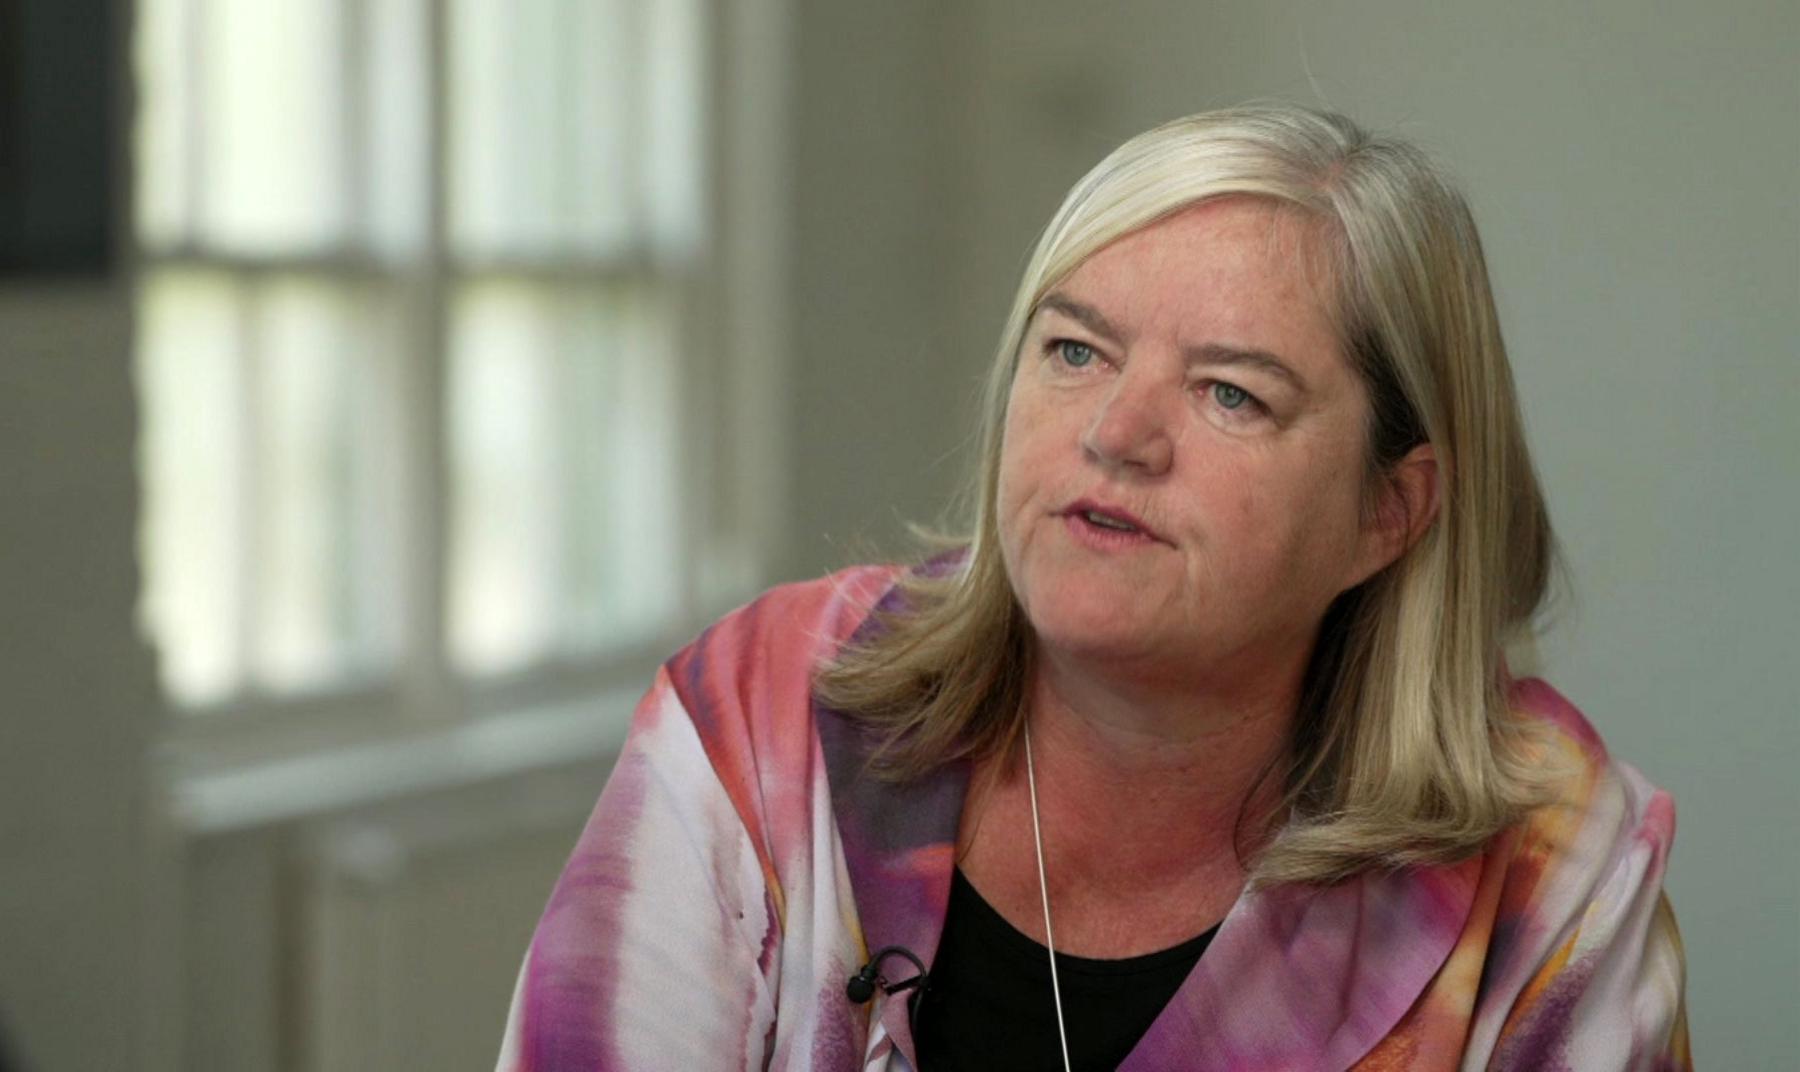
[498,568,1690,1070]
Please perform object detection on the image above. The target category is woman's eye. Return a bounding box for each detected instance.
[1210,382,1257,412]
[1053,340,1097,368]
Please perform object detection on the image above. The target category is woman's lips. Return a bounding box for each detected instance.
[1060,499,1167,547]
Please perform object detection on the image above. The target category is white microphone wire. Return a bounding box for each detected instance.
[1023,724,1074,1072]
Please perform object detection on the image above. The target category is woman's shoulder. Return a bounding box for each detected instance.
[1355,683,1688,1067]
[1504,675,1676,854]
[668,563,906,686]
[1471,677,1688,1066]
[649,564,906,776]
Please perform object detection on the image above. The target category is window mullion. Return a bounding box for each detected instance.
[636,0,701,634]
[697,0,788,611]
[339,0,368,245]
[181,0,207,239]
[625,0,648,253]
[678,0,729,625]
[551,0,573,248]
[234,278,266,694]
[396,0,456,723]
[547,293,573,659]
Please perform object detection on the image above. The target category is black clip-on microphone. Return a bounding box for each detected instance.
[845,945,930,1004]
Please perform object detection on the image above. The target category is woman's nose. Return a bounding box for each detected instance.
[1080,365,1175,475]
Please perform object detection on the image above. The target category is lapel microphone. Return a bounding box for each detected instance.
[845,946,930,1004]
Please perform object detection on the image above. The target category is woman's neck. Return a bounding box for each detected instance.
[954,650,1300,955]
[1020,653,1297,882]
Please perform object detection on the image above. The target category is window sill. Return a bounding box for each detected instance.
[163,683,640,838]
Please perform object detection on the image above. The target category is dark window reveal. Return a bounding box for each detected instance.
[0,0,117,276]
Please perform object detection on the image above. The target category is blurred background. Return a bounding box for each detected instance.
[1,0,1794,1068]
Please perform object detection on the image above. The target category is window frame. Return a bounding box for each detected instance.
[143,0,793,799]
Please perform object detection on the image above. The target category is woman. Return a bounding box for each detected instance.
[497,105,1689,1071]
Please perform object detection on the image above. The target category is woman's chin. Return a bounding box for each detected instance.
[1025,599,1169,665]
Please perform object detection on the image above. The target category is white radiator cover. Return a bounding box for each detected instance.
[291,767,604,1072]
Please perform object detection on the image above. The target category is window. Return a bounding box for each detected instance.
[133,0,766,728]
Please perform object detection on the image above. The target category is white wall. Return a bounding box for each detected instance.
[781,0,973,579]
[900,1,1793,1064]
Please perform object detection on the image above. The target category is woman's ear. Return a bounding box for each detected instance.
[1353,443,1440,585]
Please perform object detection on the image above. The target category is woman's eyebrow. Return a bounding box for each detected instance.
[1041,292,1308,393]
[1037,292,1125,345]
[1185,342,1308,392]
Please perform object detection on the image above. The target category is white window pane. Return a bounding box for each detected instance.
[137,270,248,704]
[448,0,636,257]
[447,282,562,672]
[198,0,349,251]
[559,288,680,645]
[641,0,705,254]
[250,278,403,691]
[566,0,647,251]
[135,0,194,246]
[448,282,678,676]
[364,0,430,257]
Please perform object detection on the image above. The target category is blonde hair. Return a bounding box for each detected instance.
[815,103,1561,886]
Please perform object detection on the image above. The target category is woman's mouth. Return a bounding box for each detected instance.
[1081,509,1139,533]
[1061,500,1166,546]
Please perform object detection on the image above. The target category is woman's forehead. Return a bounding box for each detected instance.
[1039,200,1341,345]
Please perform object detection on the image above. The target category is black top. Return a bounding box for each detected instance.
[912,868,1218,1071]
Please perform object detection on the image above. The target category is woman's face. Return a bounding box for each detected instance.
[997,197,1397,688]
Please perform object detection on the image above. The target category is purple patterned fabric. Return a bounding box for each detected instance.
[497,567,1690,1071]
